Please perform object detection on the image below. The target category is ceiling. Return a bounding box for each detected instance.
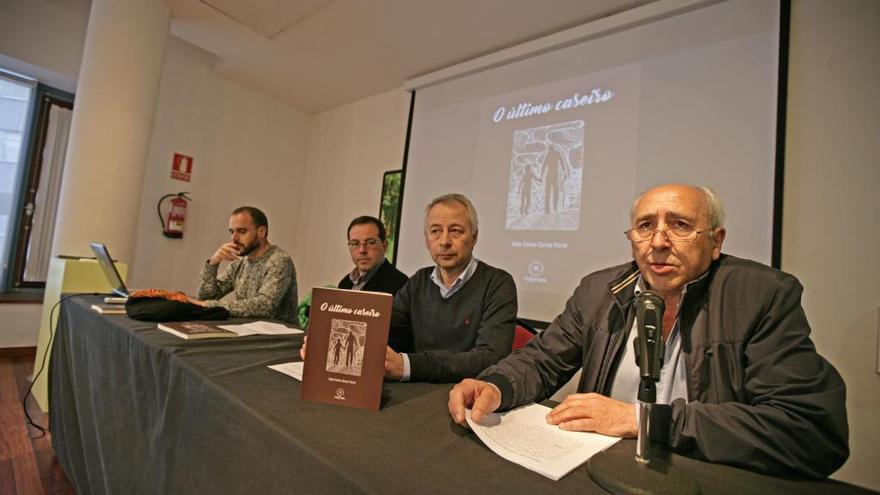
[167,0,654,114]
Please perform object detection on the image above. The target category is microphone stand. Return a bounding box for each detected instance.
[636,378,655,463]
[588,291,699,493]
[634,290,663,464]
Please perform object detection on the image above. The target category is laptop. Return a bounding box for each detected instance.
[89,242,129,300]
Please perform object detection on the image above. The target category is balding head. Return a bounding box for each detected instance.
[631,184,725,229]
[628,184,727,301]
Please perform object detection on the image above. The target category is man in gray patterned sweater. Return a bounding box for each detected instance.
[193,206,298,323]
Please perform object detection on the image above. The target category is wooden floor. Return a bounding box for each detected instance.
[0,350,75,495]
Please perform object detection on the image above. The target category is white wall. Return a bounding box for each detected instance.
[783,0,880,489]
[128,36,310,294]
[0,0,88,92]
[0,304,41,347]
[292,88,410,294]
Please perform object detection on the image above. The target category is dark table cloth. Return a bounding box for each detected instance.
[49,295,871,494]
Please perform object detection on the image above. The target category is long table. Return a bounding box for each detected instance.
[49,295,871,494]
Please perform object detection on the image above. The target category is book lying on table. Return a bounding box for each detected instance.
[157,322,237,340]
[90,303,127,315]
[301,287,392,411]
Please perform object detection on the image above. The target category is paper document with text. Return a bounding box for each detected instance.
[466,403,620,480]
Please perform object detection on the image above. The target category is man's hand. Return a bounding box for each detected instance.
[545,393,637,437]
[208,242,239,265]
[448,379,502,426]
[384,346,404,381]
[299,335,308,360]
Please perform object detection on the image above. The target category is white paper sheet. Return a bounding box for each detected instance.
[268,361,304,381]
[466,403,620,480]
[219,321,304,336]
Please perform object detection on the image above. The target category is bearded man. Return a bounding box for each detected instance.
[194,206,298,323]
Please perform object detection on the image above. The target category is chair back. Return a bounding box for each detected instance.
[512,319,537,350]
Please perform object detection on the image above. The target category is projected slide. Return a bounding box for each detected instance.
[473,63,640,293]
[399,0,780,321]
[506,120,584,230]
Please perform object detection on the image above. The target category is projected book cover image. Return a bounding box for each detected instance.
[505,120,584,231]
[301,287,392,410]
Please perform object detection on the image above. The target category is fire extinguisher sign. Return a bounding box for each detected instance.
[171,153,193,181]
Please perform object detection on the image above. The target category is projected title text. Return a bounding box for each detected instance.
[492,88,615,123]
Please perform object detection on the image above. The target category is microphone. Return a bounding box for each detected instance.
[588,292,698,493]
[632,290,665,463]
[634,291,665,401]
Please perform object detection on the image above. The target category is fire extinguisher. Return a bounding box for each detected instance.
[158,192,191,238]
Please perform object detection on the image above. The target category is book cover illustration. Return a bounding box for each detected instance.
[301,287,392,410]
[325,319,367,377]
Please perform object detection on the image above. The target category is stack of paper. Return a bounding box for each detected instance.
[466,403,620,480]
[219,321,303,336]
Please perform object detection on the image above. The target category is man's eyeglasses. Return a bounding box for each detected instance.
[624,227,710,243]
[347,238,382,249]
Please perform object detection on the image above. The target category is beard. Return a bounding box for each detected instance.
[236,238,260,257]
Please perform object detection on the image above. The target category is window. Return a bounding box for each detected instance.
[0,73,34,289]
[0,69,74,293]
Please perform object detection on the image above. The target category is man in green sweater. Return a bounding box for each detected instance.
[385,193,518,383]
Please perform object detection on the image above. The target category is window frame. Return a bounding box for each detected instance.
[2,81,74,295]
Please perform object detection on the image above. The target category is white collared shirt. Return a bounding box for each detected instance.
[609,276,690,414]
[429,257,479,299]
[348,259,385,291]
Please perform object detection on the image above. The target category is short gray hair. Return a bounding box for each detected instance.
[699,186,725,229]
[424,193,479,234]
[630,185,726,229]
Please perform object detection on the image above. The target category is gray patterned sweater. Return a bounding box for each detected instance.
[197,244,298,323]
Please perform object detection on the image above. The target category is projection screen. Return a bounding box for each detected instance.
[397,0,783,322]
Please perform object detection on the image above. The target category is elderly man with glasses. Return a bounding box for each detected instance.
[448,183,848,478]
[338,215,408,295]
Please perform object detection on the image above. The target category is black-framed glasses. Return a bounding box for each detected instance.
[347,238,382,249]
[624,227,710,243]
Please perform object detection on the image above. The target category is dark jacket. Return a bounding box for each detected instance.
[482,254,848,478]
[337,259,408,296]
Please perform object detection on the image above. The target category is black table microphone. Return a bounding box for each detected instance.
[588,291,698,494]
[633,290,665,462]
